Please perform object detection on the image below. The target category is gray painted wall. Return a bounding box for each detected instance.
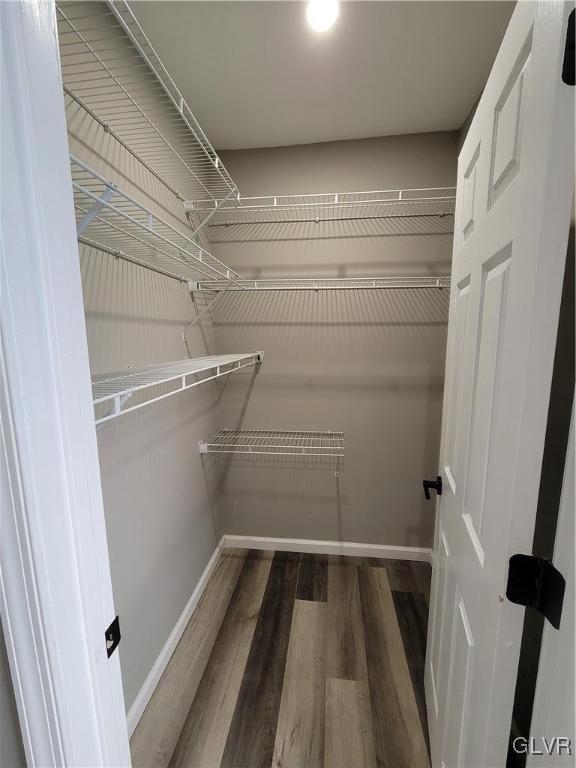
[0,622,25,767]
[211,133,457,547]
[66,87,457,714]
[66,99,222,712]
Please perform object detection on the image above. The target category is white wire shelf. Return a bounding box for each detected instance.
[199,429,344,457]
[71,155,245,285]
[57,1,238,203]
[193,276,451,292]
[93,353,263,425]
[187,188,456,227]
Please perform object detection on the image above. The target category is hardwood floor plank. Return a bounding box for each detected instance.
[326,557,369,682]
[358,567,430,768]
[366,560,432,604]
[373,559,419,593]
[221,551,300,768]
[392,590,430,755]
[296,554,328,602]
[272,600,327,768]
[169,551,273,768]
[325,679,377,768]
[130,549,247,768]
[373,560,432,603]
[333,555,366,568]
[410,563,432,607]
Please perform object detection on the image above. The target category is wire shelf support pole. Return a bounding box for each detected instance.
[76,185,116,236]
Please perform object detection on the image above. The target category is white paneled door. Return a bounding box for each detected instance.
[425,2,574,767]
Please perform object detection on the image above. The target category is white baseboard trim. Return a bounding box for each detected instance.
[126,537,225,737]
[222,534,432,563]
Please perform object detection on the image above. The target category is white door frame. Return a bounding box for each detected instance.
[527,398,575,766]
[0,1,130,764]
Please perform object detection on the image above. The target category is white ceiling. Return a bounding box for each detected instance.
[132,1,515,150]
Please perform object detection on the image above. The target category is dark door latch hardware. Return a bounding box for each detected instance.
[423,475,442,500]
[506,554,565,629]
[562,9,575,85]
[105,616,121,658]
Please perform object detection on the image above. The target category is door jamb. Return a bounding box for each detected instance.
[0,1,130,764]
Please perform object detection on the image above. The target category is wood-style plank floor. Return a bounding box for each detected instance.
[131,549,431,768]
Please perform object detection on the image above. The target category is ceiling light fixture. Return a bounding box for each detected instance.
[306,0,339,32]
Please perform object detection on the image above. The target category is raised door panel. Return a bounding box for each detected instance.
[460,144,480,244]
[429,529,454,732]
[488,36,532,208]
[443,279,471,494]
[463,248,512,564]
[444,596,475,768]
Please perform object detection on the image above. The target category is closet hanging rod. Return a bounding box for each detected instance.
[93,353,263,426]
[192,276,451,292]
[205,211,455,228]
[70,154,246,286]
[78,236,189,284]
[199,429,344,458]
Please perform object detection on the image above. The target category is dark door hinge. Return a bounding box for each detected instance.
[562,9,575,85]
[105,615,121,658]
[506,554,565,629]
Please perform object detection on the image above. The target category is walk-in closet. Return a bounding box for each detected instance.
[3,1,574,767]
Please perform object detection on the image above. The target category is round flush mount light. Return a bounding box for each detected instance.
[306,0,340,32]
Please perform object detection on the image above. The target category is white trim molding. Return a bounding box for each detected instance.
[0,3,130,764]
[127,540,225,736]
[222,535,432,563]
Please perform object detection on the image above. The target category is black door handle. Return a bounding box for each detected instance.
[423,475,442,500]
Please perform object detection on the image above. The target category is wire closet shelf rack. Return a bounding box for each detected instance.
[57,0,238,204]
[93,353,263,425]
[193,276,451,292]
[199,429,345,457]
[187,188,457,227]
[70,155,245,284]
